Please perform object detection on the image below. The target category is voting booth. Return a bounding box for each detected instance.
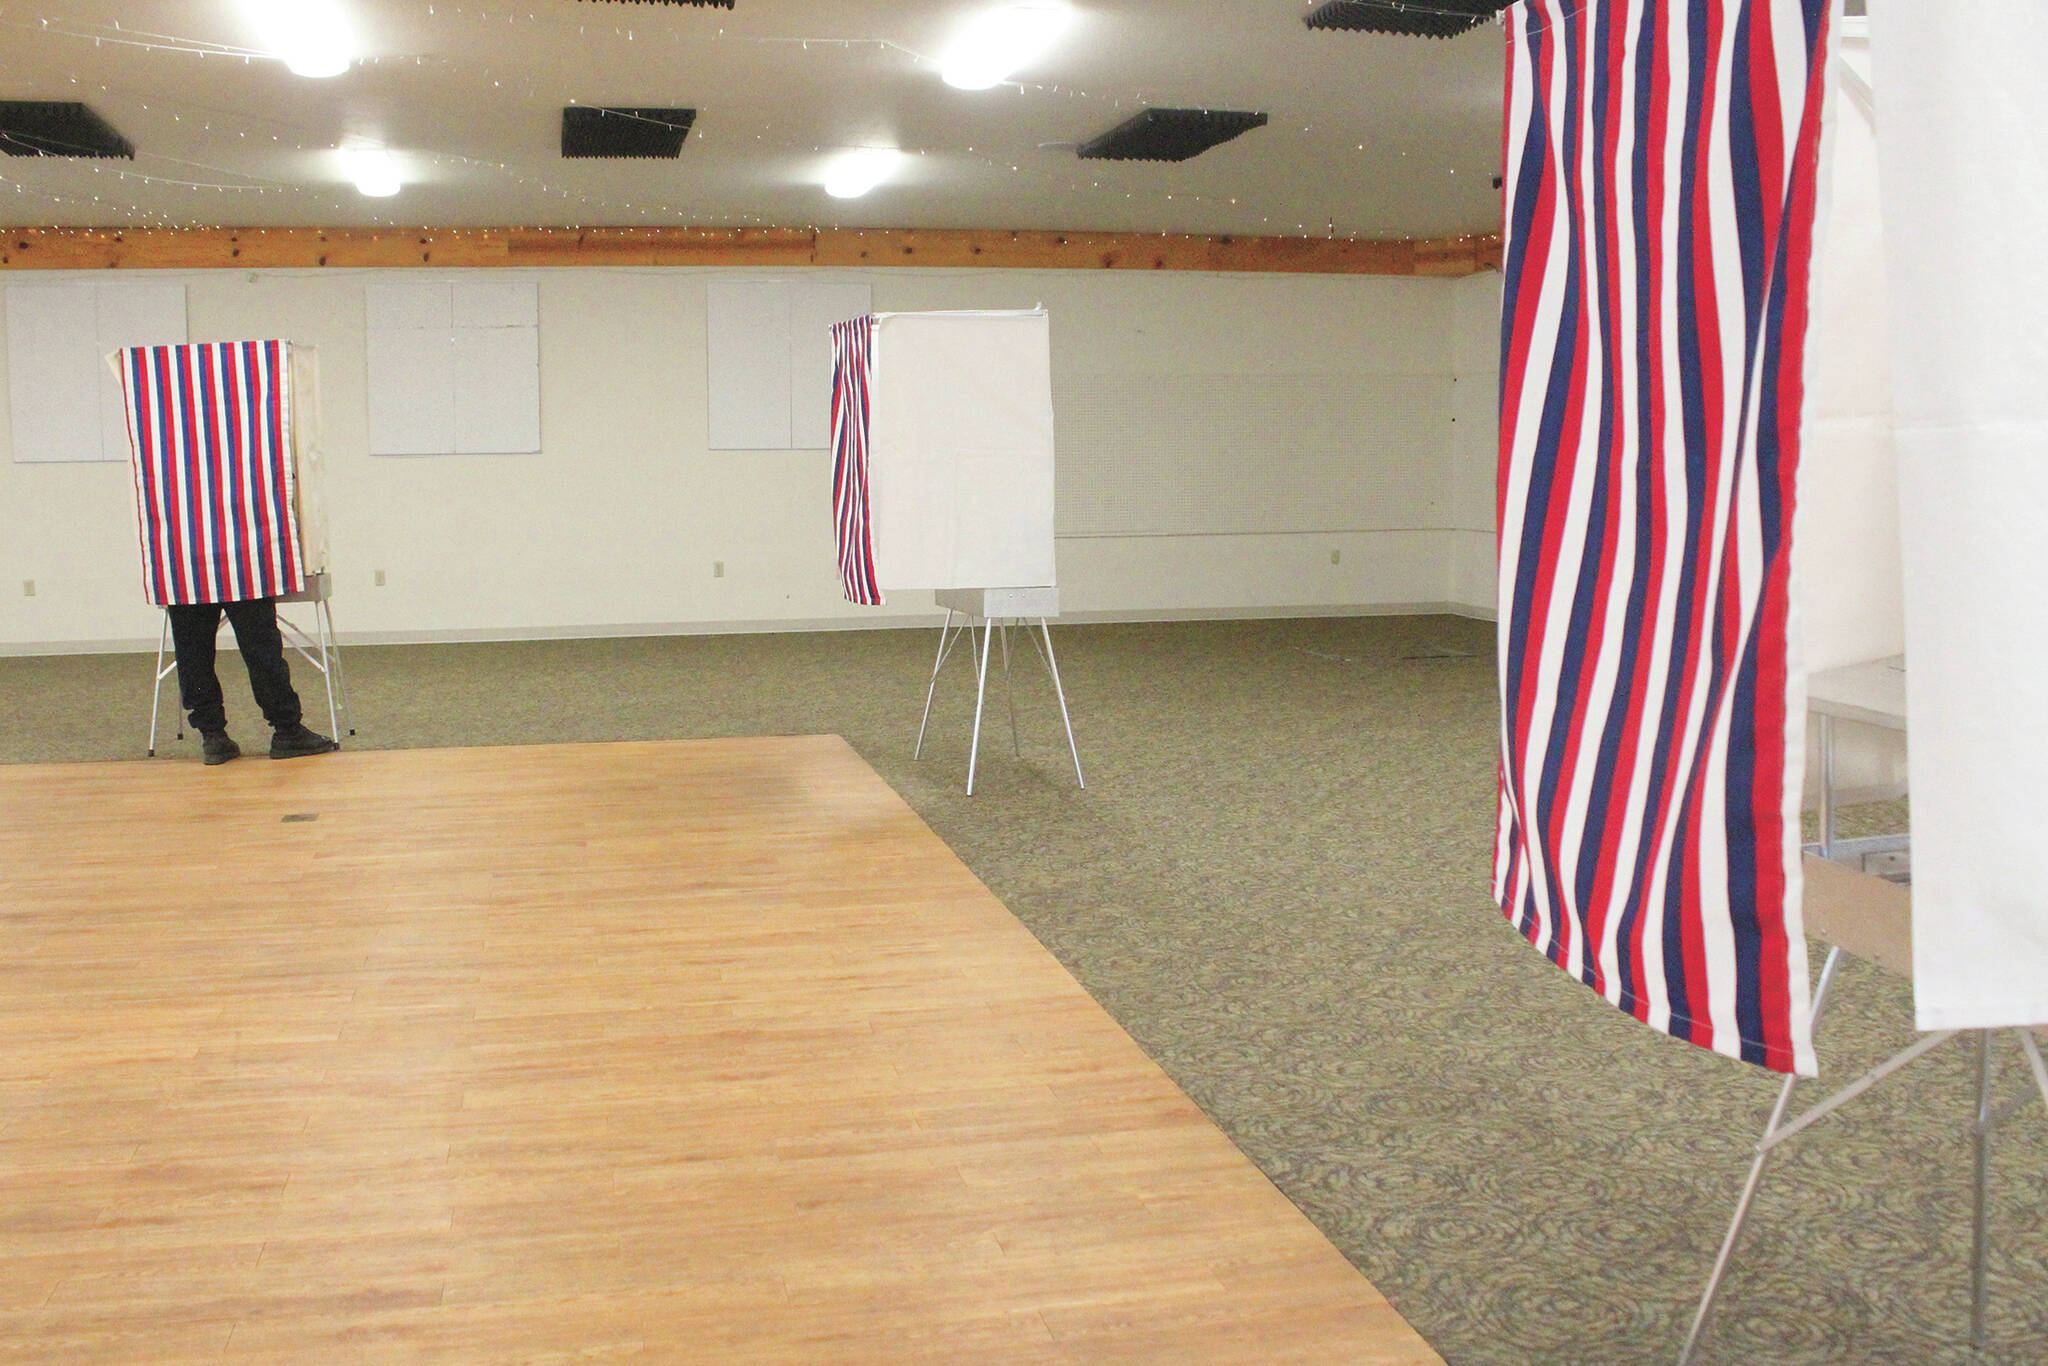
[1493,0,2048,1355]
[113,340,352,749]
[830,308,1081,793]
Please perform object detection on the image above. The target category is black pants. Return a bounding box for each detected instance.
[167,599,303,734]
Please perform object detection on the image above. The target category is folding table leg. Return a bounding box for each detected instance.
[998,621,1021,757]
[1037,619,1084,788]
[149,613,171,756]
[915,610,957,760]
[313,599,341,742]
[1971,1030,1996,1351]
[966,620,992,795]
[1677,946,1844,1366]
[321,598,356,736]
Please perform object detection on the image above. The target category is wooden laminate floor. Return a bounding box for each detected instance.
[0,737,1443,1365]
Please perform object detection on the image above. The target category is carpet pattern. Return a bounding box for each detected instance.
[2,615,2041,1365]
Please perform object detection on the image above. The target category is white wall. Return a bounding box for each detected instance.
[1,265,1487,653]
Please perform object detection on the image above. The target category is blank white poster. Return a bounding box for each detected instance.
[868,309,1055,591]
[1872,0,2048,1028]
[367,277,539,455]
[6,281,186,463]
[454,327,541,454]
[366,328,455,457]
[707,280,791,450]
[707,278,871,450]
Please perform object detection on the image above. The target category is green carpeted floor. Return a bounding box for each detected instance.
[2,614,2041,1365]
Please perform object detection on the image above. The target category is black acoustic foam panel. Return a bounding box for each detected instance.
[0,101,134,158]
[561,106,697,158]
[1304,0,1508,40]
[1077,108,1267,163]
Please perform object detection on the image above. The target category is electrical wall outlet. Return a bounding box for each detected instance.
[373,569,387,587]
[21,580,33,597]
[713,561,725,579]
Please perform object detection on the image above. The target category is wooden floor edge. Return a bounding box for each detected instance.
[0,225,1504,276]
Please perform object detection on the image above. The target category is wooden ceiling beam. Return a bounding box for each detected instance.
[0,225,1502,276]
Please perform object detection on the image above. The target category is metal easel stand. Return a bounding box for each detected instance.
[147,572,356,755]
[1677,954,2048,1365]
[912,587,1083,796]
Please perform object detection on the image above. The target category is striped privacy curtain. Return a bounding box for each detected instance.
[119,340,306,607]
[830,315,882,606]
[1495,0,1832,1074]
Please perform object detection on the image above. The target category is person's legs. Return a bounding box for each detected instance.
[221,598,302,728]
[166,602,229,733]
[222,598,338,759]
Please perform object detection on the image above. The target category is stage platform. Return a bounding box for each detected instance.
[0,737,1440,1364]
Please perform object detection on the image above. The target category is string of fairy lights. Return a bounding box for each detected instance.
[0,3,1504,241]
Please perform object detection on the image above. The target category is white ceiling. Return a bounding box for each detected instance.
[0,1,1507,239]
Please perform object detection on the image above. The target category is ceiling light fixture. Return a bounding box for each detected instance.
[940,2,1072,91]
[339,146,402,197]
[237,0,358,78]
[823,148,903,199]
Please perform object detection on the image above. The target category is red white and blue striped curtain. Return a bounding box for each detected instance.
[119,340,306,607]
[830,315,882,606]
[1495,0,1831,1074]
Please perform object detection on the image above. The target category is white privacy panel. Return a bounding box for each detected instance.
[869,309,1055,590]
[1053,373,1452,537]
[6,281,186,463]
[368,276,539,455]
[708,278,872,450]
[1873,0,2048,1029]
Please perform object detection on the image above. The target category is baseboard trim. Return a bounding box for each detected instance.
[1,602,1497,657]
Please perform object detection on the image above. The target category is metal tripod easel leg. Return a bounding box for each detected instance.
[1677,957,2036,1364]
[913,608,1084,794]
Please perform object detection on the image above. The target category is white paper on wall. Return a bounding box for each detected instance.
[707,280,792,450]
[454,327,541,454]
[867,309,1055,591]
[367,276,539,455]
[707,278,873,450]
[6,281,186,463]
[366,326,456,456]
[1871,0,2048,1029]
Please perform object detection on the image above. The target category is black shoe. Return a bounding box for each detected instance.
[270,723,340,760]
[200,730,241,766]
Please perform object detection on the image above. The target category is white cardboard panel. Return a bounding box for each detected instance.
[1872,0,2048,1028]
[366,328,455,456]
[453,278,539,330]
[6,284,102,464]
[707,280,792,450]
[288,343,330,575]
[789,281,872,449]
[868,310,1055,590]
[453,326,542,454]
[1799,37,1903,676]
[93,283,189,466]
[366,278,452,331]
